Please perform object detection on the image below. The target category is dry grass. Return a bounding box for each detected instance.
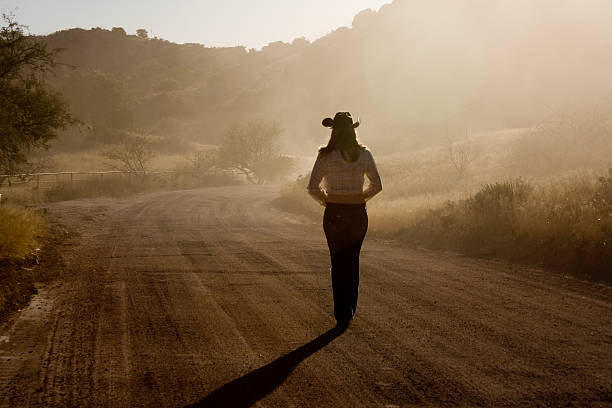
[279,175,322,216]
[41,170,238,203]
[0,204,60,322]
[0,205,46,260]
[0,148,240,205]
[388,172,612,278]
[49,148,196,172]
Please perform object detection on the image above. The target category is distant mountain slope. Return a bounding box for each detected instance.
[44,0,612,154]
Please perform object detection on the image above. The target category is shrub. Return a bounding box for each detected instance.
[467,179,531,237]
[219,121,294,184]
[279,173,321,215]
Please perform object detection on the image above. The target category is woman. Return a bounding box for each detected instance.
[307,112,382,329]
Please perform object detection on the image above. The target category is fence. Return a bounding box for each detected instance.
[0,169,240,203]
[0,170,178,190]
[0,171,186,204]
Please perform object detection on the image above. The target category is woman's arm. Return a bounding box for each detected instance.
[307,153,328,206]
[363,149,382,201]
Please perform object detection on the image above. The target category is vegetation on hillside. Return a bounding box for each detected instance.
[1,0,611,298]
[39,1,612,156]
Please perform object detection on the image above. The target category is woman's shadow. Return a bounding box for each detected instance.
[184,325,346,408]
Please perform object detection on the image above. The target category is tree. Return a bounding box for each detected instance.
[219,121,294,183]
[102,132,156,173]
[445,128,481,178]
[111,27,126,36]
[136,29,148,39]
[0,15,72,178]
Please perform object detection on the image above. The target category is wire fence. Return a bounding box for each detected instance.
[0,171,186,205]
[0,170,178,189]
[0,169,241,204]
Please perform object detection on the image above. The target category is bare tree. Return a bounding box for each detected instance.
[102,133,156,173]
[445,128,481,178]
[219,121,293,183]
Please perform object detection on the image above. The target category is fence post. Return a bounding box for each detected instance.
[70,172,73,187]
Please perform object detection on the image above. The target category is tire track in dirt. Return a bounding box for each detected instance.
[1,185,611,407]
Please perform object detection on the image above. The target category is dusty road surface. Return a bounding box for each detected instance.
[1,185,611,407]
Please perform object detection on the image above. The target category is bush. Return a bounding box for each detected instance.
[466,179,531,239]
[279,173,322,215]
[219,121,294,184]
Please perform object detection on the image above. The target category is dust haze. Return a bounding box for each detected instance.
[1,1,612,406]
[0,0,609,272]
[0,0,609,268]
[25,0,607,177]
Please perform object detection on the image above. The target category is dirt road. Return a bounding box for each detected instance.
[1,185,611,407]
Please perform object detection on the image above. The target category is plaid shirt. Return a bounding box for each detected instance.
[307,148,382,204]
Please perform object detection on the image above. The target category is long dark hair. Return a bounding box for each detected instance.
[319,126,365,162]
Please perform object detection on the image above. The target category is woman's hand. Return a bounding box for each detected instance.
[325,193,366,204]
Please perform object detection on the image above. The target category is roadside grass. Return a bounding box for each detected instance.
[279,175,321,217]
[0,205,46,260]
[0,205,49,321]
[409,174,610,278]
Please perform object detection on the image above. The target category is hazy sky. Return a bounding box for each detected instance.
[0,0,390,48]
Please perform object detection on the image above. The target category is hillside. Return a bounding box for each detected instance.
[44,0,612,155]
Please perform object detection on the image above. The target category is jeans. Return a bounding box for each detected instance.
[323,202,368,323]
